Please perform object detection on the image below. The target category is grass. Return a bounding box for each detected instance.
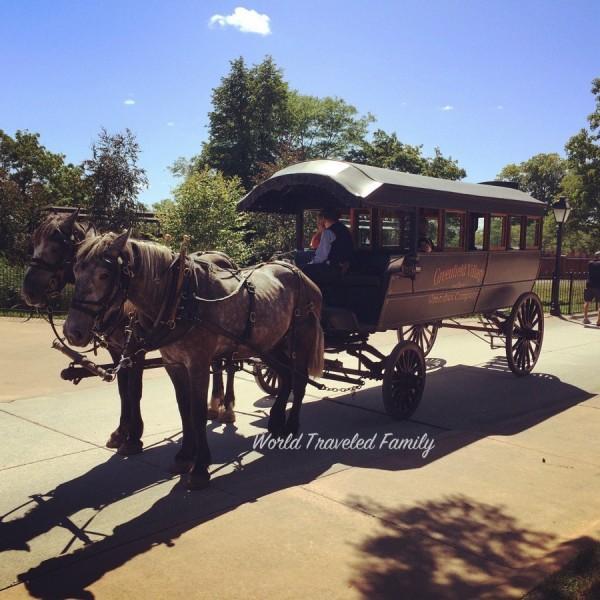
[524,541,600,599]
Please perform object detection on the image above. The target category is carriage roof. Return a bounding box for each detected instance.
[238,160,546,216]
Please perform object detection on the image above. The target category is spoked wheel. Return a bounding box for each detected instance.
[382,341,426,420]
[505,292,544,376]
[397,323,439,357]
[253,362,281,397]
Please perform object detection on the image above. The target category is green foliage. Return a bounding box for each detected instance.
[199,56,289,189]
[286,91,374,160]
[83,128,148,232]
[0,129,86,261]
[347,129,466,180]
[497,153,567,207]
[155,169,249,264]
[564,79,600,241]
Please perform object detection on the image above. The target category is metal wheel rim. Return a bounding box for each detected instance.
[507,294,543,376]
[397,323,438,357]
[383,342,426,419]
[254,363,280,396]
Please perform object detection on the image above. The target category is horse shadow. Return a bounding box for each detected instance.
[1,356,593,598]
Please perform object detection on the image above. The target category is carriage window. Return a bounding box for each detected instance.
[526,217,541,249]
[490,215,506,250]
[355,210,372,248]
[510,216,523,250]
[420,209,440,251]
[469,213,486,250]
[444,212,465,250]
[380,209,411,251]
[303,210,319,249]
[339,213,351,229]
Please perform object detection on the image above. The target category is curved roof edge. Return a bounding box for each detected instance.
[238,160,546,216]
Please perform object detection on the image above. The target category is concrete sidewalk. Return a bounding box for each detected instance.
[1,315,600,598]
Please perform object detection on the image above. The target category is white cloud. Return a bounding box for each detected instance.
[441,105,454,111]
[209,7,271,35]
[124,99,136,105]
[167,121,175,127]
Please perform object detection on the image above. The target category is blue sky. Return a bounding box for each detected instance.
[1,0,599,206]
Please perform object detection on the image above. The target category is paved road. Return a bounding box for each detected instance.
[1,315,599,599]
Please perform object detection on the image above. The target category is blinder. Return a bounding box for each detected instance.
[70,251,134,331]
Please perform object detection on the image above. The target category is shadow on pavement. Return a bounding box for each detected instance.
[348,495,594,599]
[0,357,593,598]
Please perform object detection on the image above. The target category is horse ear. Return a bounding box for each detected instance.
[59,208,80,236]
[106,230,130,258]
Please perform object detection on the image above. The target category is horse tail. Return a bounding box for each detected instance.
[307,310,324,378]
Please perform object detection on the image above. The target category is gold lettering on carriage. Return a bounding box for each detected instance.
[433,263,485,286]
[428,289,478,305]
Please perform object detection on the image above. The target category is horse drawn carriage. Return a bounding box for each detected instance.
[240,160,546,419]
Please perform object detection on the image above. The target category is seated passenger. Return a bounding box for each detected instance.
[302,207,354,286]
[418,237,434,253]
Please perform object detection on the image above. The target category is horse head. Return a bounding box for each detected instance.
[22,209,94,308]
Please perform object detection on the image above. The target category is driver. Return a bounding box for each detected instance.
[302,207,354,286]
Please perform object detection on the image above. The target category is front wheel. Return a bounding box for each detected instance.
[505,292,544,376]
[382,341,426,420]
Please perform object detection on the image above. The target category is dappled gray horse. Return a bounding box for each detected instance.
[22,212,239,456]
[63,231,324,489]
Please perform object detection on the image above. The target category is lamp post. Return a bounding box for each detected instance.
[550,197,571,316]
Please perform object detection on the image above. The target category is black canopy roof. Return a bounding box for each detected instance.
[238,160,546,216]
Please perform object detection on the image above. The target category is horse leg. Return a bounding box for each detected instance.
[165,364,195,474]
[208,359,224,419]
[219,360,236,423]
[268,352,292,437]
[285,362,308,437]
[187,361,212,490]
[106,348,130,449]
[117,353,145,456]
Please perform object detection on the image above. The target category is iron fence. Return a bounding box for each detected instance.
[0,262,593,317]
[0,263,73,317]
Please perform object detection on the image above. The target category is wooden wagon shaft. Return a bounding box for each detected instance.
[52,340,115,381]
[59,357,166,382]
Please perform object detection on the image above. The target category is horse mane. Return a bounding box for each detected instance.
[77,234,175,311]
[33,212,94,245]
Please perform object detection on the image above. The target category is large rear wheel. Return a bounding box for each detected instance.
[382,341,426,420]
[397,323,439,357]
[253,362,281,397]
[505,292,544,376]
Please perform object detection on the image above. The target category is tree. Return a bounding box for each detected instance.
[0,129,86,260]
[497,153,567,207]
[83,128,148,232]
[347,129,466,180]
[564,78,600,241]
[200,56,289,189]
[154,169,249,264]
[286,91,375,160]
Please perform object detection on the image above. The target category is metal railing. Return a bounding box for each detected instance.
[0,263,593,317]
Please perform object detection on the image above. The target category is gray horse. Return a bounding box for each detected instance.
[22,212,239,456]
[63,231,324,489]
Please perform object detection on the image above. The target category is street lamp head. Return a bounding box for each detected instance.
[552,196,571,225]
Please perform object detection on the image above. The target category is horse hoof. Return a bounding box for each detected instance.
[218,410,236,423]
[117,441,143,456]
[207,408,220,420]
[106,431,125,449]
[186,472,210,490]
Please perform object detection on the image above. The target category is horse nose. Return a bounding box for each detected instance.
[64,322,85,346]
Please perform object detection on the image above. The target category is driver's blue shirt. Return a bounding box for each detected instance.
[310,228,336,264]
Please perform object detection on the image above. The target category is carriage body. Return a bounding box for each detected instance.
[239,160,546,418]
